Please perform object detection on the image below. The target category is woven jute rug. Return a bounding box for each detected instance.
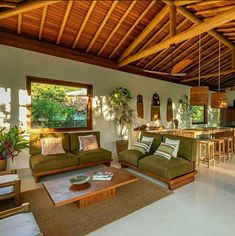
[1,177,172,236]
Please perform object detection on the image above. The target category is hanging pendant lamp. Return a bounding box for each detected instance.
[211,41,228,109]
[190,34,209,106]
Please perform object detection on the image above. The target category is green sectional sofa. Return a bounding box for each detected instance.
[29,131,112,182]
[119,132,197,190]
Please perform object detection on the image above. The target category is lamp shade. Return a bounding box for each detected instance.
[211,92,228,109]
[190,86,209,106]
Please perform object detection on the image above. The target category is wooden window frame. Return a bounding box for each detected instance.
[26,76,93,133]
[192,105,208,125]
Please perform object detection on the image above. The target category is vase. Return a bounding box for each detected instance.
[0,159,7,171]
[116,140,128,156]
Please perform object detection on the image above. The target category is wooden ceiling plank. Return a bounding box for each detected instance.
[118,6,235,68]
[86,1,118,53]
[223,32,235,37]
[38,5,48,40]
[217,28,235,33]
[196,5,235,17]
[164,0,202,7]
[109,1,155,59]
[0,0,60,20]
[178,6,235,49]
[17,13,22,35]
[142,18,189,68]
[0,2,17,8]
[186,0,223,8]
[232,49,235,68]
[56,0,73,45]
[119,5,169,61]
[97,1,137,56]
[72,0,97,49]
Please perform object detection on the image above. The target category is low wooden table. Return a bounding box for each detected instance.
[43,167,138,208]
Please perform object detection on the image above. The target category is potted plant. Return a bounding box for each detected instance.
[108,87,134,155]
[0,126,29,171]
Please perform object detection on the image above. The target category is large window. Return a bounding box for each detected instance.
[192,106,208,124]
[27,76,92,132]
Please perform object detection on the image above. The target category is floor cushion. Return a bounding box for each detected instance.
[0,212,42,236]
[30,153,79,173]
[139,155,194,180]
[73,148,112,165]
[119,149,146,167]
[0,174,18,195]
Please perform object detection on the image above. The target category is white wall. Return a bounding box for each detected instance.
[227,91,235,106]
[0,44,218,169]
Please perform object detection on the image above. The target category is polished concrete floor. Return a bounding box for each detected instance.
[19,157,235,236]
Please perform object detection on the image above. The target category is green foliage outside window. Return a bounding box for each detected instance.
[192,106,206,124]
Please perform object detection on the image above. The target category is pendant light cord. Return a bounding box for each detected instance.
[218,41,221,92]
[198,34,201,87]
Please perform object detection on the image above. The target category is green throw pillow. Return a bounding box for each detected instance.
[154,142,176,159]
[132,140,151,154]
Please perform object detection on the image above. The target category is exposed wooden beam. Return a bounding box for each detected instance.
[86,1,118,53]
[0,31,192,87]
[109,1,155,59]
[182,69,235,82]
[56,1,73,45]
[196,5,235,17]
[223,32,235,37]
[72,0,97,49]
[0,0,60,20]
[119,6,169,61]
[118,6,235,68]
[178,6,235,49]
[17,13,22,35]
[217,28,235,33]
[186,0,222,8]
[38,5,48,40]
[97,1,137,56]
[164,0,202,7]
[168,1,177,37]
[232,49,235,68]
[0,1,17,8]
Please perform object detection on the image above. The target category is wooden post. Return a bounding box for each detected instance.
[169,1,177,37]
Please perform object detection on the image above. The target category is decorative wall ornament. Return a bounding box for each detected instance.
[167,98,173,122]
[151,93,160,121]
[137,94,144,118]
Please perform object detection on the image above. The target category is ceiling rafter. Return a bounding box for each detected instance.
[108,1,155,59]
[38,5,48,40]
[86,1,118,53]
[119,5,169,62]
[118,6,235,68]
[0,0,60,20]
[97,1,137,56]
[186,0,223,9]
[72,0,97,49]
[17,13,22,35]
[0,1,17,8]
[196,5,235,17]
[56,0,73,45]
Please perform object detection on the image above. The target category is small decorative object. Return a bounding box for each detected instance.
[70,176,90,185]
[93,171,113,181]
[137,94,144,118]
[167,98,173,122]
[190,34,209,106]
[173,119,179,129]
[0,126,29,171]
[108,87,134,155]
[151,93,161,121]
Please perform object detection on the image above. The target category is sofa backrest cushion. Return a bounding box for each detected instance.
[70,131,100,152]
[163,134,197,162]
[140,131,162,154]
[29,133,70,156]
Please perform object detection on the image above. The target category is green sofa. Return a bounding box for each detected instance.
[119,132,197,190]
[29,131,112,182]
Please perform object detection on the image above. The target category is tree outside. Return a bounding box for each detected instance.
[31,83,88,128]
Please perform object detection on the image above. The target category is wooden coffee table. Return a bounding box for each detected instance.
[43,167,138,208]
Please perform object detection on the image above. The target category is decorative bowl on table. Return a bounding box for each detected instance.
[69,176,90,185]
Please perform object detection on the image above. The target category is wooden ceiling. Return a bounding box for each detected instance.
[0,0,235,90]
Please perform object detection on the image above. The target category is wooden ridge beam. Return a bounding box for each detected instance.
[186,0,223,8]
[119,5,169,61]
[17,13,22,35]
[196,5,235,17]
[38,5,48,40]
[167,1,177,37]
[108,1,155,59]
[164,0,202,7]
[72,1,97,49]
[118,6,235,67]
[178,6,235,49]
[56,1,73,45]
[97,1,137,56]
[0,0,60,20]
[86,1,118,53]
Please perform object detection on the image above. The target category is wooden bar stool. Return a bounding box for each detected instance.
[198,140,215,168]
[212,139,225,163]
[223,137,233,160]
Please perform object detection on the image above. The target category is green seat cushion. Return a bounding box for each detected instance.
[139,155,194,180]
[72,148,112,165]
[119,149,146,166]
[30,153,79,173]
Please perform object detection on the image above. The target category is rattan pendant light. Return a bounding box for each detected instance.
[190,34,209,106]
[211,41,228,109]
